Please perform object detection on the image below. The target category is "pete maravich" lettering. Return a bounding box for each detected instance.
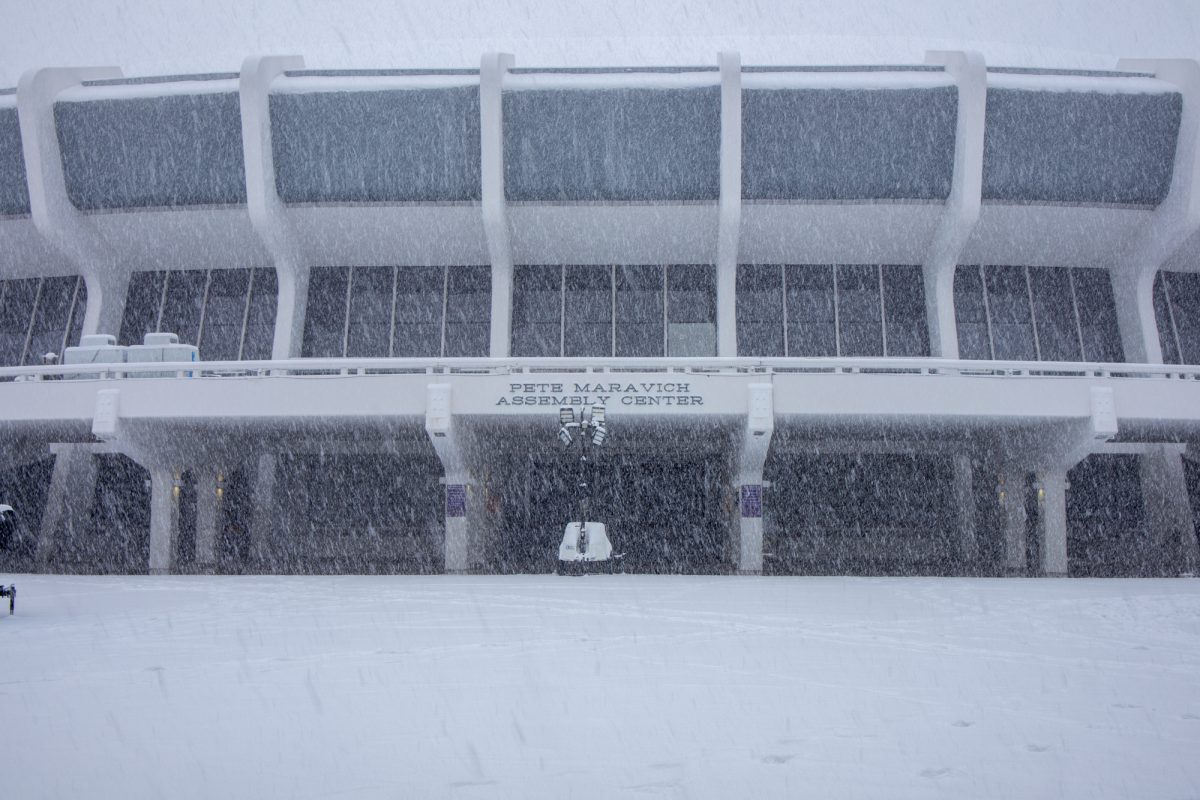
[496,382,704,407]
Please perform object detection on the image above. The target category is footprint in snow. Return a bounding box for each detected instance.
[920,768,951,779]
[1026,744,1050,753]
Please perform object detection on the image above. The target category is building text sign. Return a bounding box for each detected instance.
[496,381,704,407]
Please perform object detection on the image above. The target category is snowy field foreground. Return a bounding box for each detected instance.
[3,576,1200,799]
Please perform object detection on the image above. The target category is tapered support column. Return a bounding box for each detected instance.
[1140,446,1199,574]
[953,455,978,564]
[37,445,98,568]
[733,384,773,575]
[999,471,1027,574]
[148,465,181,575]
[271,265,310,359]
[442,472,474,573]
[716,51,742,358]
[81,270,130,341]
[194,467,223,572]
[481,52,515,358]
[425,383,482,573]
[1035,470,1069,576]
[248,453,277,570]
[922,51,987,359]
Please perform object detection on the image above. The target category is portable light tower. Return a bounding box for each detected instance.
[556,405,617,573]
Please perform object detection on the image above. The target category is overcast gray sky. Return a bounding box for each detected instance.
[2,0,1199,86]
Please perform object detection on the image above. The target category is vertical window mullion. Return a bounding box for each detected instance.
[342,267,353,358]
[1161,272,1184,364]
[832,265,841,358]
[440,266,449,358]
[236,268,255,361]
[196,269,214,354]
[780,265,789,357]
[388,266,398,359]
[979,265,996,360]
[60,275,83,357]
[20,278,43,365]
[610,264,617,357]
[559,265,566,357]
[1067,268,1086,364]
[1024,265,1041,362]
[878,265,888,357]
[662,265,669,357]
[156,271,170,332]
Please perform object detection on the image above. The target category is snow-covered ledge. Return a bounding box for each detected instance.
[239,54,308,360]
[481,52,515,358]
[17,66,127,338]
[921,50,986,359]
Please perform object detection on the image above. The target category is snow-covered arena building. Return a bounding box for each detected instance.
[1,52,1199,577]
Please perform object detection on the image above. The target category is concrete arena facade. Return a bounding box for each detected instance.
[0,52,1199,577]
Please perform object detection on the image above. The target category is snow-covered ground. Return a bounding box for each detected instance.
[2,575,1200,799]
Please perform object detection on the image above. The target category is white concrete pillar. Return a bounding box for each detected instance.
[734,384,773,574]
[442,472,473,573]
[1036,469,1069,576]
[248,453,277,569]
[37,445,98,568]
[716,51,742,358]
[999,470,1027,573]
[81,270,131,341]
[922,51,987,359]
[480,52,515,358]
[239,55,309,360]
[148,465,181,575]
[953,454,978,563]
[194,466,223,571]
[1112,59,1200,365]
[1140,446,1199,573]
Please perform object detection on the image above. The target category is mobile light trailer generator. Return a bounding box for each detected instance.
[556,405,621,575]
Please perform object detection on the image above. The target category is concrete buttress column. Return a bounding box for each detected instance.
[480,52,515,358]
[239,55,309,360]
[733,384,773,574]
[425,383,481,573]
[716,51,742,358]
[37,445,98,568]
[999,470,1027,574]
[952,454,978,564]
[1140,445,1200,574]
[921,51,987,359]
[148,465,181,575]
[1035,469,1069,576]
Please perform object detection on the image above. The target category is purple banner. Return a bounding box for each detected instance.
[740,484,762,518]
[446,484,467,518]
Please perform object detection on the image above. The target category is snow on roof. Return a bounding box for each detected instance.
[1,0,1198,88]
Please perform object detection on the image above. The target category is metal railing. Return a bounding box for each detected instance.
[2,356,1200,383]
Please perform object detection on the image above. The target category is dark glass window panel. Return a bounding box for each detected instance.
[198,269,249,362]
[66,278,87,351]
[785,265,837,357]
[667,264,716,356]
[0,278,38,366]
[1073,268,1125,363]
[24,276,78,364]
[345,267,394,358]
[836,264,883,357]
[1166,272,1200,365]
[242,268,277,361]
[615,265,663,357]
[736,265,784,357]
[302,266,349,358]
[159,270,207,344]
[394,266,445,357]
[563,265,612,357]
[953,266,991,360]
[445,266,490,357]
[1028,267,1082,362]
[985,265,1036,361]
[512,265,562,357]
[119,271,165,347]
[881,265,928,357]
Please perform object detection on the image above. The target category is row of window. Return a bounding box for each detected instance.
[512,264,716,358]
[954,265,1123,363]
[302,266,491,358]
[5,265,1198,367]
[736,264,928,358]
[119,268,277,360]
[0,276,87,366]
